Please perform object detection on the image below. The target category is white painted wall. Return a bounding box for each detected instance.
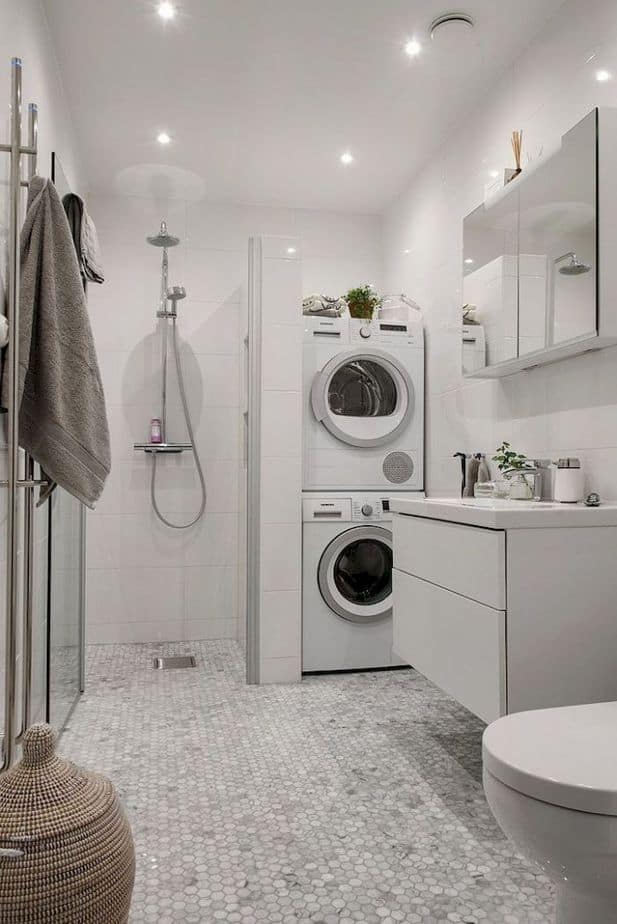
[85,196,382,644]
[0,0,83,192]
[383,0,617,500]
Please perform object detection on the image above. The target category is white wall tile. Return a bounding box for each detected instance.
[261,524,301,591]
[260,590,301,660]
[261,457,302,523]
[184,566,237,624]
[262,324,302,391]
[86,567,184,634]
[261,391,302,457]
[259,656,302,684]
[262,258,304,325]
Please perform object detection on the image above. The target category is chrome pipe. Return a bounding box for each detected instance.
[3,57,23,770]
[27,103,37,179]
[19,454,34,739]
[78,503,86,694]
[19,101,38,738]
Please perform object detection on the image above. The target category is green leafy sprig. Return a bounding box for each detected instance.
[492,441,530,473]
[345,285,382,320]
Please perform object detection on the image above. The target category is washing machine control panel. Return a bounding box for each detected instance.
[351,497,392,521]
[349,318,423,348]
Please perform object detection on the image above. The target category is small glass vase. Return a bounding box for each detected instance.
[508,472,534,501]
[493,480,510,499]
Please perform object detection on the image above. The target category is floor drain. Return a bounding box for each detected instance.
[153,656,197,670]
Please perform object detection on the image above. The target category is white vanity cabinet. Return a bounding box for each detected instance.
[392,498,617,723]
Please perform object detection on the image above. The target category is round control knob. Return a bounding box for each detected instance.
[359,325,372,339]
[361,504,374,517]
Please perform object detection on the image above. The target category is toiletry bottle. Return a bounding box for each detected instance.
[150,417,162,445]
[463,455,480,498]
[453,452,468,497]
[477,454,490,484]
[554,458,583,503]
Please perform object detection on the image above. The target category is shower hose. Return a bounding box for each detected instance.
[150,318,207,529]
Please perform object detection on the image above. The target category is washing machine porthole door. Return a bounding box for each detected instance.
[311,348,414,448]
[318,526,393,623]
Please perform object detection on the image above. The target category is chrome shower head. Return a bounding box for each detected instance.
[147,219,180,248]
[555,252,591,276]
[167,285,186,303]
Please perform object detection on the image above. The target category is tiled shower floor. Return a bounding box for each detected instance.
[62,641,554,924]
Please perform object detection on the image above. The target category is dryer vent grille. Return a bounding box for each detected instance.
[383,452,414,484]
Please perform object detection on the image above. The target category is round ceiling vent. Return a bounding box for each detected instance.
[430,11,475,41]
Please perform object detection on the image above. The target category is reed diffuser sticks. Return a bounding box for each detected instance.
[511,129,523,178]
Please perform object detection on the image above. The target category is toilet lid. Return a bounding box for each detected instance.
[483,701,617,816]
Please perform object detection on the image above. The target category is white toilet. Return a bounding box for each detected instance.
[482,701,617,924]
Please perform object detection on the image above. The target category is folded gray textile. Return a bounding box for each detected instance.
[62,193,83,266]
[302,293,348,317]
[0,176,111,508]
[62,192,104,284]
[80,207,104,284]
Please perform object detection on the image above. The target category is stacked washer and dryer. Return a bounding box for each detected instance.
[302,311,425,672]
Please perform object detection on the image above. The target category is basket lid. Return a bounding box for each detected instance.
[0,724,117,842]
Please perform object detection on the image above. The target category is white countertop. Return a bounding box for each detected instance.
[390,495,617,529]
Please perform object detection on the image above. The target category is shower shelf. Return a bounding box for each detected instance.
[133,442,192,454]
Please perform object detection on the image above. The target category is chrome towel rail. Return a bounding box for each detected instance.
[0,57,39,770]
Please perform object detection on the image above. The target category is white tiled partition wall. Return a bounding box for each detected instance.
[86,197,382,644]
[256,237,303,684]
[383,0,617,500]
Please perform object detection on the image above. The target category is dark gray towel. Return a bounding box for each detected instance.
[1,176,110,507]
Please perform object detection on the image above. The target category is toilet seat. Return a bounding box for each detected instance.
[483,701,617,816]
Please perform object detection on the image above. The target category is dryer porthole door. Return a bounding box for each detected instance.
[311,348,415,448]
[317,526,392,623]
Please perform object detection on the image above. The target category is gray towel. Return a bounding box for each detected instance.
[1,176,110,508]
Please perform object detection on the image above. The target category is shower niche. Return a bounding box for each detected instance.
[462,108,617,378]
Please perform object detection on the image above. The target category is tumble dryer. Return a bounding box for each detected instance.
[303,315,424,491]
[302,492,403,672]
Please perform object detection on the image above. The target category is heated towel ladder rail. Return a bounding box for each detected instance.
[0,58,42,770]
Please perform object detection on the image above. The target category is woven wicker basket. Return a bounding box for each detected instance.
[0,724,135,923]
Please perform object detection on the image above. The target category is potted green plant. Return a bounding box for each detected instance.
[345,285,381,320]
[492,441,533,500]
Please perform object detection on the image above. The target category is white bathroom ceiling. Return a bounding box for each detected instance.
[44,0,566,211]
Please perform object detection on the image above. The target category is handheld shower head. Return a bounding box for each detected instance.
[555,252,591,276]
[147,219,180,248]
[167,285,186,302]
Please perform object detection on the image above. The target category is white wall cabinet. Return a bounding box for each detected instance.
[462,107,617,378]
[393,507,617,722]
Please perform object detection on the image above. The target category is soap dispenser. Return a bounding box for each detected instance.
[554,458,584,504]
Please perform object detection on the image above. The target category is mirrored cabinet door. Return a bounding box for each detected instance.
[462,108,601,377]
[517,109,597,357]
[462,193,519,373]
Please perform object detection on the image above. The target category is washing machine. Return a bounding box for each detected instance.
[303,315,424,491]
[302,492,404,673]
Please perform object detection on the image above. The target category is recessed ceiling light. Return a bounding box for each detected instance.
[489,169,500,179]
[464,258,474,265]
[340,151,354,166]
[403,249,411,255]
[286,246,297,255]
[157,2,175,20]
[157,131,171,145]
[596,69,612,82]
[404,38,422,57]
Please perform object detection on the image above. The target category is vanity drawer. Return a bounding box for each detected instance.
[393,514,506,610]
[393,569,506,723]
